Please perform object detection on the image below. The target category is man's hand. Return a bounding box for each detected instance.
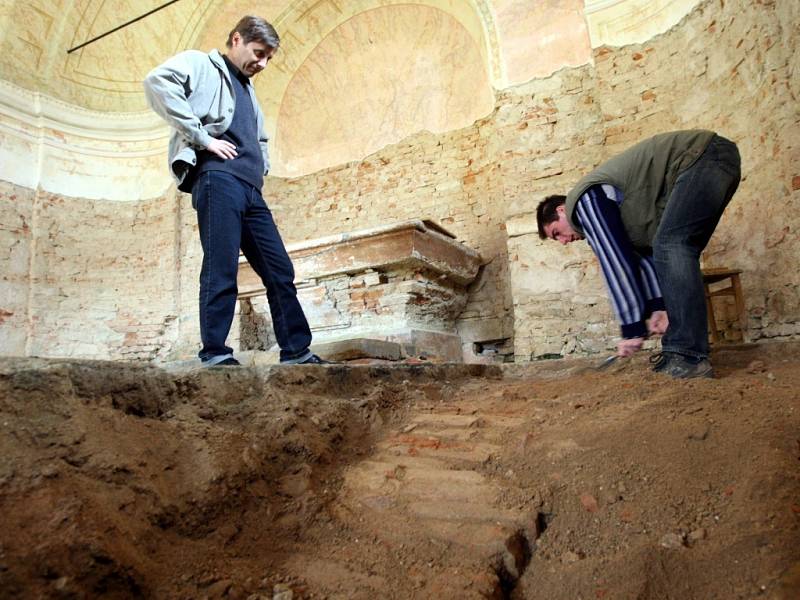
[207,139,238,160]
[617,336,645,357]
[648,310,669,335]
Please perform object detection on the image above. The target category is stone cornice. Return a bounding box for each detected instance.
[584,0,627,15]
[0,79,168,142]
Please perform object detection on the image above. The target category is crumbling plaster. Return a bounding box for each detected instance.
[1,0,796,361]
[0,0,702,188]
[264,0,800,360]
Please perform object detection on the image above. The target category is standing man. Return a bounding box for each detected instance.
[536,130,741,379]
[144,16,326,366]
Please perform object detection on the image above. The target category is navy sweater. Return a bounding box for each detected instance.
[194,56,264,190]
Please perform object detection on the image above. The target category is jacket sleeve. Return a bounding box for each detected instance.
[254,99,269,175]
[575,186,665,339]
[143,52,213,150]
[259,126,269,175]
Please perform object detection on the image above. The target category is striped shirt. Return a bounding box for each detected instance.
[574,184,665,339]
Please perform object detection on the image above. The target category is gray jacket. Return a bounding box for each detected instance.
[565,129,715,251]
[143,49,270,189]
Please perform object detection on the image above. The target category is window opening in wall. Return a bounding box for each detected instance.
[473,338,514,362]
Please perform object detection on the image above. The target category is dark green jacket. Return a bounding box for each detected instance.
[565,130,715,251]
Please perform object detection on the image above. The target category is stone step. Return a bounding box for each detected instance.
[281,554,388,598]
[440,406,530,422]
[378,436,500,463]
[410,412,526,431]
[410,413,482,428]
[358,479,500,506]
[415,518,519,555]
[407,499,520,525]
[415,517,528,555]
[407,425,522,444]
[351,459,487,486]
[334,503,529,557]
[359,453,450,471]
[344,461,498,503]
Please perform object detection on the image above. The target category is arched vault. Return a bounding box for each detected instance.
[0,0,703,182]
[188,0,501,176]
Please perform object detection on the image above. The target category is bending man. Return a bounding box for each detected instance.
[536,130,741,378]
[144,16,326,366]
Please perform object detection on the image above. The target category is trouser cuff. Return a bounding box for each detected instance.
[661,346,707,360]
[202,353,235,367]
[280,350,313,364]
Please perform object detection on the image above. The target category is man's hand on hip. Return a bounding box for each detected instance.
[648,310,669,335]
[207,139,238,160]
[617,337,645,357]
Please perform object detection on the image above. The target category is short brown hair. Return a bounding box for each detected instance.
[536,195,566,239]
[226,16,280,49]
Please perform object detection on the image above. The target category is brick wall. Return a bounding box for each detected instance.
[0,181,34,354]
[2,0,797,362]
[19,188,187,360]
[262,0,800,360]
[503,0,800,358]
[261,122,514,361]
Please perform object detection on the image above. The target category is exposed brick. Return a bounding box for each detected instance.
[2,0,796,364]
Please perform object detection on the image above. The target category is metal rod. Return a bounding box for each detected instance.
[67,0,182,54]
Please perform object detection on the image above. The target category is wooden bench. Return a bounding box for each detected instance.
[702,267,747,343]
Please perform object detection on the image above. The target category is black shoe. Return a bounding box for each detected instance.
[216,357,241,366]
[657,354,713,379]
[203,356,241,367]
[649,352,671,373]
[298,353,330,364]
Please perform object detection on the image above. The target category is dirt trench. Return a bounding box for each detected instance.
[0,344,799,599]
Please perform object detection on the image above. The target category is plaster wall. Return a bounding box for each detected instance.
[494,0,591,86]
[0,181,34,354]
[271,5,495,177]
[0,80,168,201]
[0,0,709,194]
[0,0,208,113]
[584,0,703,47]
[0,0,797,361]
[0,184,188,360]
[0,0,499,188]
[503,0,800,358]
[263,0,800,360]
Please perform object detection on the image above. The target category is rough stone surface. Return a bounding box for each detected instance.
[262,0,800,361]
[0,181,33,355]
[0,342,799,598]
[502,0,800,359]
[312,338,403,361]
[237,221,482,357]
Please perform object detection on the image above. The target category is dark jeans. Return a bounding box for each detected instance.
[653,135,741,359]
[192,171,312,362]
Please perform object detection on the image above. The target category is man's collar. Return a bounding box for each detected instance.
[209,48,226,69]
[222,54,250,85]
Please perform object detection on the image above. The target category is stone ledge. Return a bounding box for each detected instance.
[238,219,483,296]
[311,338,403,361]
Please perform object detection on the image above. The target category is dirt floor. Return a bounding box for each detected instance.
[0,342,799,599]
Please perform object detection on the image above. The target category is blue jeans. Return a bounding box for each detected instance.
[653,135,741,359]
[192,171,312,362]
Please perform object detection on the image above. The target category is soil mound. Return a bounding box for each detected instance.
[0,345,798,599]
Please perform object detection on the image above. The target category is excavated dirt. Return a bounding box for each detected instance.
[1,343,799,599]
